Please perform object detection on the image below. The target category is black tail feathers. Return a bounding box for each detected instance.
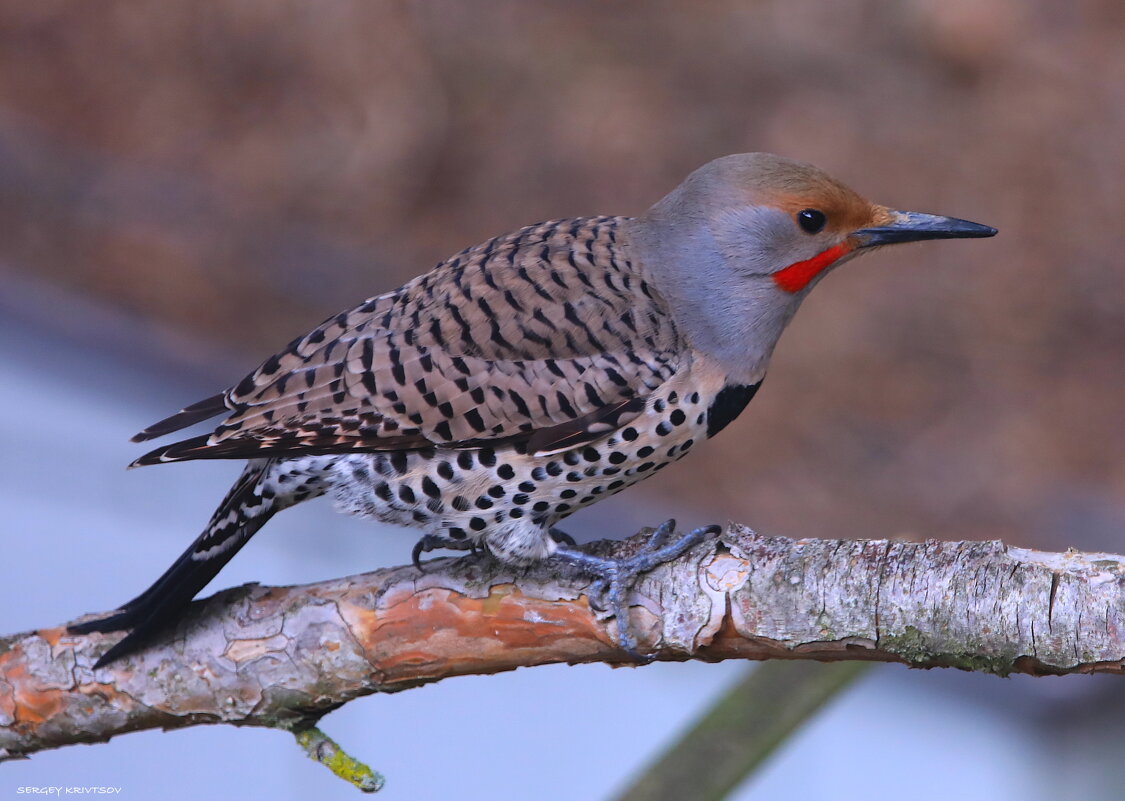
[69,463,278,668]
[131,393,228,443]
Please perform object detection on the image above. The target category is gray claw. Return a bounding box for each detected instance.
[548,528,578,548]
[412,533,479,571]
[553,521,720,660]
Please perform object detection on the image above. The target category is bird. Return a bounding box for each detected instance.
[69,153,996,668]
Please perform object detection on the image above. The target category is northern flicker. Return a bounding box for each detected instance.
[70,153,996,667]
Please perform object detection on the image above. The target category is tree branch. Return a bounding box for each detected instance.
[4,524,1125,773]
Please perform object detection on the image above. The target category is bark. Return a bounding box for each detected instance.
[4,525,1125,771]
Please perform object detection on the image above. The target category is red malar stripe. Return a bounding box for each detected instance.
[771,242,852,293]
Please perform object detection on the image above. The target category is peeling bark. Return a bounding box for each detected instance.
[4,525,1125,765]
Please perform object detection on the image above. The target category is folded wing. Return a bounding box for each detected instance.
[133,217,683,465]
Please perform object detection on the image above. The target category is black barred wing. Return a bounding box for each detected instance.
[133,217,683,465]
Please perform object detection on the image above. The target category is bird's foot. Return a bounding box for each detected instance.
[552,519,720,662]
[411,533,479,571]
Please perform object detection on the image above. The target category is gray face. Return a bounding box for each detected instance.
[627,189,861,386]
[707,203,835,278]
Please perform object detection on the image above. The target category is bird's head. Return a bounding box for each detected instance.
[631,153,996,382]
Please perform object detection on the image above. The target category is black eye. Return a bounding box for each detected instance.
[797,208,827,234]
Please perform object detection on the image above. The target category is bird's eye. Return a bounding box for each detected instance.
[796,208,827,234]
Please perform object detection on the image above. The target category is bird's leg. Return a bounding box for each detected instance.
[552,519,720,661]
[411,533,479,571]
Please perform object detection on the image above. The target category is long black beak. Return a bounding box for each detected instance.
[853,211,997,248]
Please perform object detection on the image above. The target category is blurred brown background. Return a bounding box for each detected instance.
[2,1,1123,551]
